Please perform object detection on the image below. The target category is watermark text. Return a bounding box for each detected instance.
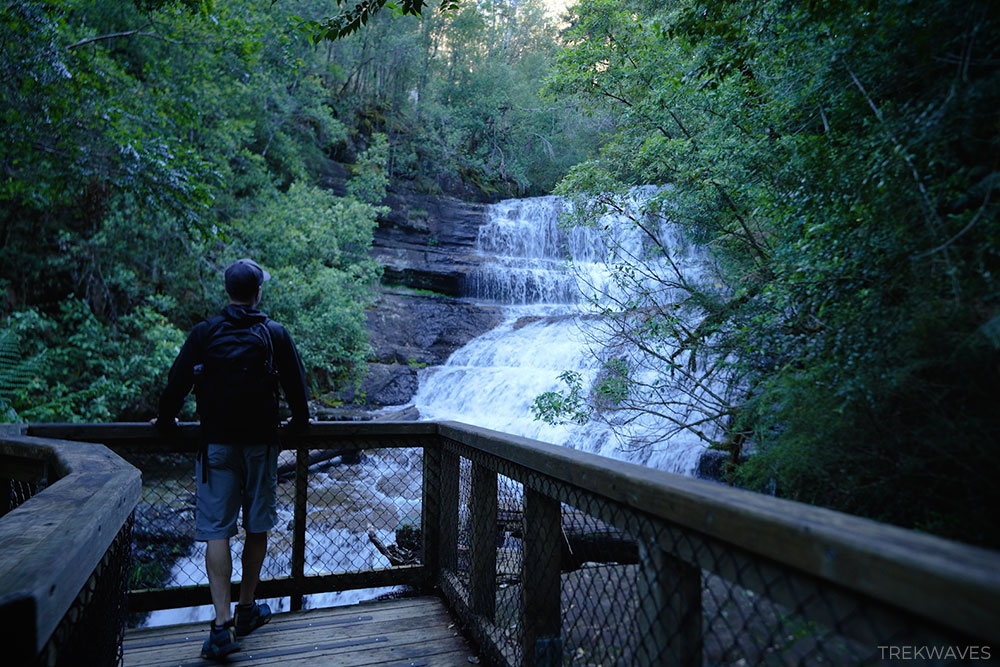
[878,645,991,661]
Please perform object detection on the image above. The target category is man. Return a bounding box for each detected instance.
[154,258,310,660]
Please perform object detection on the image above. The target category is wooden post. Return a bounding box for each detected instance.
[637,536,702,666]
[469,462,497,621]
[439,449,460,572]
[421,444,441,588]
[290,447,308,611]
[521,487,561,667]
[421,443,460,589]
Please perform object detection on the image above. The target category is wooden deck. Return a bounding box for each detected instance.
[123,596,478,666]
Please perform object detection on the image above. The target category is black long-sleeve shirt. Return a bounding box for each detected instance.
[158,304,310,443]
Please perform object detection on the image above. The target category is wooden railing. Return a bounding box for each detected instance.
[0,424,140,665]
[4,421,999,665]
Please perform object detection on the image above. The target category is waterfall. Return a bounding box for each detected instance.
[141,192,714,629]
[413,191,713,475]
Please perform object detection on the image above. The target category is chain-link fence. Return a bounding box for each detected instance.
[117,436,429,623]
[33,514,134,667]
[436,434,992,667]
[5,477,44,513]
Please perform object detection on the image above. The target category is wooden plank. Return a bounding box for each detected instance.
[0,434,141,661]
[469,462,497,621]
[248,633,472,667]
[125,597,445,642]
[436,421,1000,644]
[521,487,561,667]
[438,449,460,572]
[26,422,439,451]
[126,624,469,667]
[123,600,474,667]
[0,424,27,436]
[126,607,454,659]
[420,445,442,587]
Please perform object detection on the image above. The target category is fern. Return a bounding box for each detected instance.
[0,329,45,422]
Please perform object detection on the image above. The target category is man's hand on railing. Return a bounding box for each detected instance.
[280,417,311,435]
[150,416,179,432]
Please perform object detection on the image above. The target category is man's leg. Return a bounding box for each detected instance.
[239,531,267,605]
[205,538,233,624]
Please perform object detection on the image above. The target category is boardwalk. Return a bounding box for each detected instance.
[123,596,477,666]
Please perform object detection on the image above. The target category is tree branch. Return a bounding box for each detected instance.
[66,27,179,50]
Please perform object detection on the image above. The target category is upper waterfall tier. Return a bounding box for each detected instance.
[467,196,604,304]
[466,191,701,306]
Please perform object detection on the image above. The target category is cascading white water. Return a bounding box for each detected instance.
[413,191,713,475]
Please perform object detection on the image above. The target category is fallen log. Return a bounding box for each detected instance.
[368,530,419,566]
[468,507,638,573]
[557,508,638,570]
[276,448,362,480]
[365,509,637,573]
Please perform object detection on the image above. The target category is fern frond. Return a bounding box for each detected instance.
[0,329,46,409]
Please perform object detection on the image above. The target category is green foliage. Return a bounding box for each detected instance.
[232,184,382,390]
[2,300,186,422]
[324,0,604,196]
[0,329,46,422]
[544,0,1000,546]
[347,132,391,204]
[0,0,383,421]
[297,0,461,41]
[533,370,589,426]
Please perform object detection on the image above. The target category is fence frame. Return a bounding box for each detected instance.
[6,420,1000,666]
[0,424,141,664]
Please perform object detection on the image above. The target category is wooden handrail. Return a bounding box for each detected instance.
[0,431,141,663]
[12,420,1000,659]
[437,420,1000,645]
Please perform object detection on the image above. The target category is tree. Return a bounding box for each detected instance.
[540,0,1000,546]
[0,0,382,419]
[298,0,461,41]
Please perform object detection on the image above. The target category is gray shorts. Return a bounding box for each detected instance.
[195,443,279,541]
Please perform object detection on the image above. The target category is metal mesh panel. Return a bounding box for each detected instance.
[6,478,44,512]
[439,437,973,667]
[121,451,199,596]
[34,513,134,667]
[300,445,424,575]
[119,440,426,621]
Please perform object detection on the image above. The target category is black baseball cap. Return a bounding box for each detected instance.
[224,258,271,300]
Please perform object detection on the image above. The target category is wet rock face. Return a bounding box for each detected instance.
[367,292,503,367]
[374,193,489,297]
[327,192,503,414]
[334,291,502,410]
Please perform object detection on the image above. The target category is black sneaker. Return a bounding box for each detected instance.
[201,619,239,660]
[234,601,272,637]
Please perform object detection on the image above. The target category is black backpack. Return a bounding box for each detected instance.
[193,316,280,427]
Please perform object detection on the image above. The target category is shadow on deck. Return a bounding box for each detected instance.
[124,595,475,666]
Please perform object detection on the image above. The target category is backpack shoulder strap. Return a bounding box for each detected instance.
[252,318,277,375]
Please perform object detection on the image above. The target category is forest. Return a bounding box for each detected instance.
[0,0,595,418]
[2,0,998,549]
